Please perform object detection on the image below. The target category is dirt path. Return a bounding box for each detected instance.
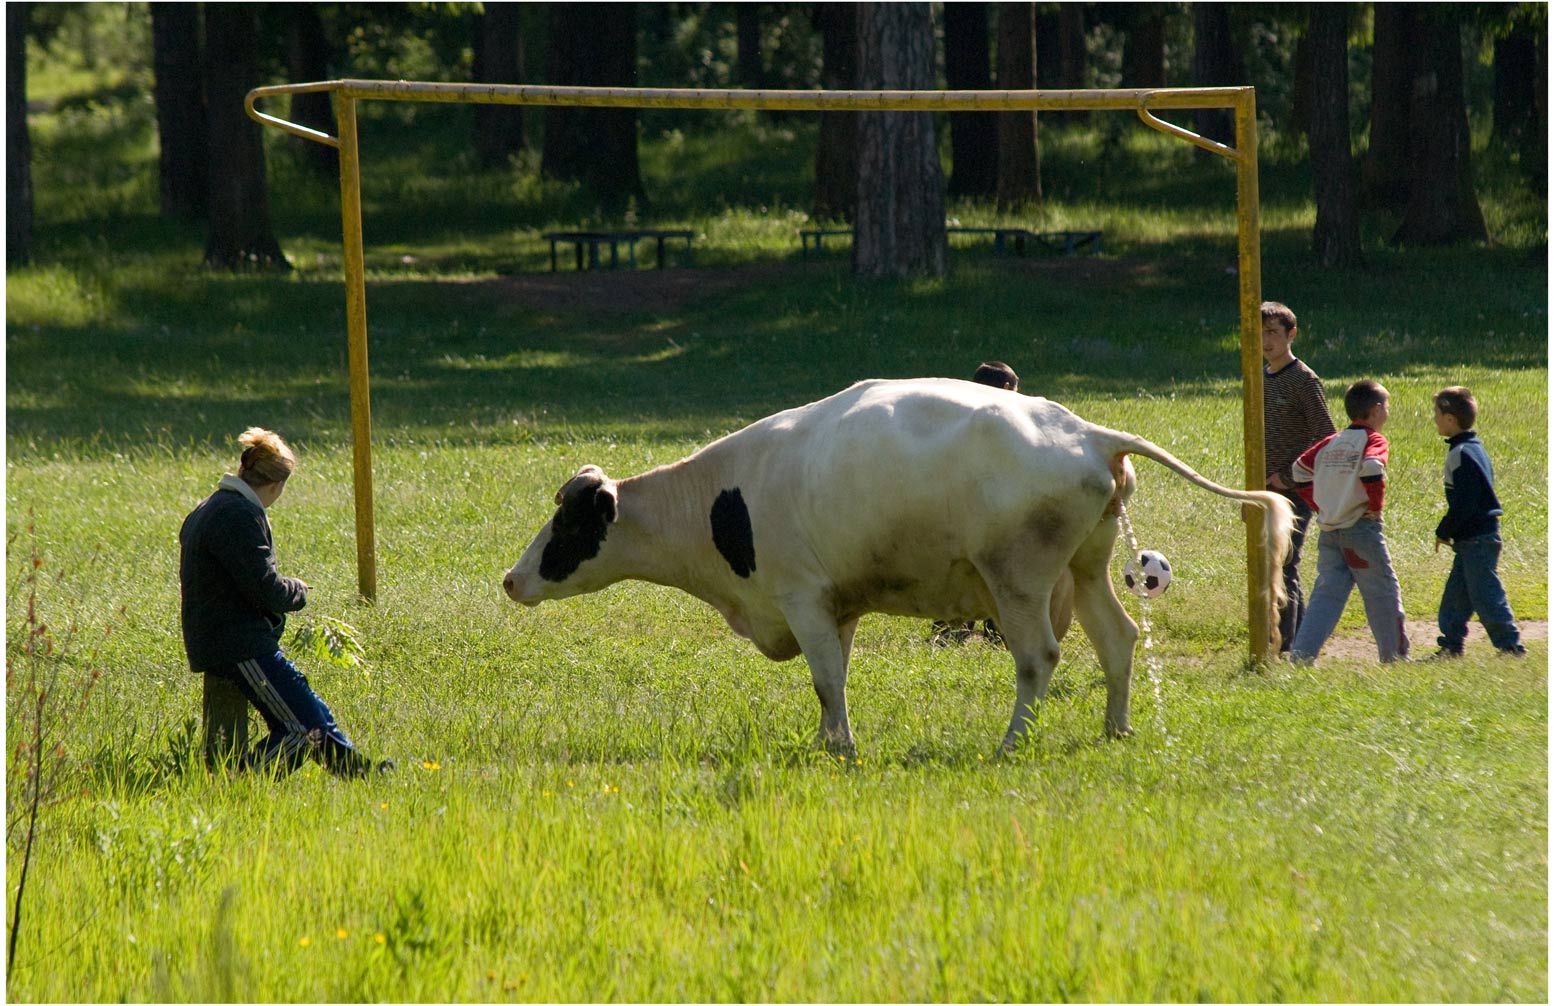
[1317,619,1547,661]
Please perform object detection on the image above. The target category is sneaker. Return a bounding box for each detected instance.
[1421,648,1463,661]
[1496,646,1527,658]
[928,621,974,647]
[375,758,397,774]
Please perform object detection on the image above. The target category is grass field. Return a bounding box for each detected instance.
[6,81,1549,1001]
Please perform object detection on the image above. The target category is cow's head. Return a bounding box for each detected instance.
[503,464,620,605]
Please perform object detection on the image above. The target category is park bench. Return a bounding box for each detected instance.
[799,227,853,258]
[799,226,1102,258]
[1026,229,1103,255]
[946,225,1037,255]
[543,228,695,271]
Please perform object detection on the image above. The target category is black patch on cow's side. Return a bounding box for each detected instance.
[1027,499,1069,547]
[539,486,612,582]
[710,488,757,578]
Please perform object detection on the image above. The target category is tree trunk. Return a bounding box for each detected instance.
[1307,5,1362,269]
[813,2,858,221]
[1056,3,1088,124]
[1287,27,1312,139]
[853,2,945,279]
[7,2,32,266]
[1363,2,1415,208]
[944,2,996,198]
[1122,3,1166,88]
[284,3,338,177]
[1034,9,1060,88]
[151,2,207,220]
[736,4,763,89]
[475,2,526,168]
[1493,15,1540,144]
[1393,9,1488,246]
[542,3,643,210]
[1191,3,1242,146]
[995,2,1040,212]
[203,3,289,271]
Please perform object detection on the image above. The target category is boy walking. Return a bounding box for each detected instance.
[1288,380,1410,663]
[1428,386,1525,657]
[1261,302,1337,651]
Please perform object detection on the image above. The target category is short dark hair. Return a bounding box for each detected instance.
[1260,301,1297,333]
[1433,386,1478,429]
[1344,379,1388,421]
[973,361,1019,391]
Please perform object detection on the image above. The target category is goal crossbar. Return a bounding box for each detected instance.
[247,81,1272,660]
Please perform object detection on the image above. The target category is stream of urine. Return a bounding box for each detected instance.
[1117,502,1172,749]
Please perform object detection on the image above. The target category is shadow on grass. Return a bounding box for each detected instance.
[7,237,1547,456]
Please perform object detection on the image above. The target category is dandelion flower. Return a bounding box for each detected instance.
[298,936,311,948]
[421,759,441,771]
[374,932,387,945]
[336,928,348,940]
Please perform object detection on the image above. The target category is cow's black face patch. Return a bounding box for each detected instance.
[539,487,612,582]
[710,488,756,578]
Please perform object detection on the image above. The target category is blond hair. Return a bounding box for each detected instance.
[237,427,296,486]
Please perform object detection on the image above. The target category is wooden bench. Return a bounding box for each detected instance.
[799,226,1102,258]
[799,228,853,258]
[947,226,1037,255]
[1027,229,1103,255]
[543,228,695,271]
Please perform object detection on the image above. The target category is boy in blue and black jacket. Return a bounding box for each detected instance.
[1429,386,1525,657]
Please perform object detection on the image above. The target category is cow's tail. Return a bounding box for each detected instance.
[1102,429,1295,645]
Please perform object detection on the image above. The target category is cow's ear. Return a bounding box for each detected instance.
[555,465,608,506]
[595,482,619,523]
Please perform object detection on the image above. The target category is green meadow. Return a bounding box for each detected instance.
[7,65,1548,1003]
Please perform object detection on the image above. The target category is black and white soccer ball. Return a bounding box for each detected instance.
[1123,550,1172,599]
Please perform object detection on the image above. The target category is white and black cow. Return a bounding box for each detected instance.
[504,378,1292,754]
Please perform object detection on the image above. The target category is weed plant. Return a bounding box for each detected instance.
[5,64,1547,1002]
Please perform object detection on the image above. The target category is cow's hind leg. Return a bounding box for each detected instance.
[782,601,859,757]
[1069,516,1139,737]
[975,565,1064,754]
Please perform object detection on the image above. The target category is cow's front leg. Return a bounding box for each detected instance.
[784,603,857,757]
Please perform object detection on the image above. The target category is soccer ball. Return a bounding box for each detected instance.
[1123,550,1172,599]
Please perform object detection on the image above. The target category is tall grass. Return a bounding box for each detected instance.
[5,84,1546,1001]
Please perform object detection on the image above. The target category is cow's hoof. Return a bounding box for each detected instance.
[817,734,857,760]
[1105,723,1134,739]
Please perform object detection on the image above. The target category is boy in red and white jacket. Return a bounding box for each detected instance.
[1287,380,1410,662]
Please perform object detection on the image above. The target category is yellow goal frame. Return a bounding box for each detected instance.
[247,81,1272,660]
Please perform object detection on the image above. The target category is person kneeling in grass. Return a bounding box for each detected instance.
[179,426,391,777]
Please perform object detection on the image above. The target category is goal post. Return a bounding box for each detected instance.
[247,81,1273,661]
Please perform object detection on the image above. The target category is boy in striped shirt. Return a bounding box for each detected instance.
[1288,380,1410,663]
[1261,302,1337,652]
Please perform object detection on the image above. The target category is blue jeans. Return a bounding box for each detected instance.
[1290,518,1409,663]
[1275,492,1314,653]
[1438,533,1521,653]
[218,650,368,777]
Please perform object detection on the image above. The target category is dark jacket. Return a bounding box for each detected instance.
[1436,431,1503,543]
[179,476,307,672]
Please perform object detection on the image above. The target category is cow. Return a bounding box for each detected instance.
[503,378,1292,755]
